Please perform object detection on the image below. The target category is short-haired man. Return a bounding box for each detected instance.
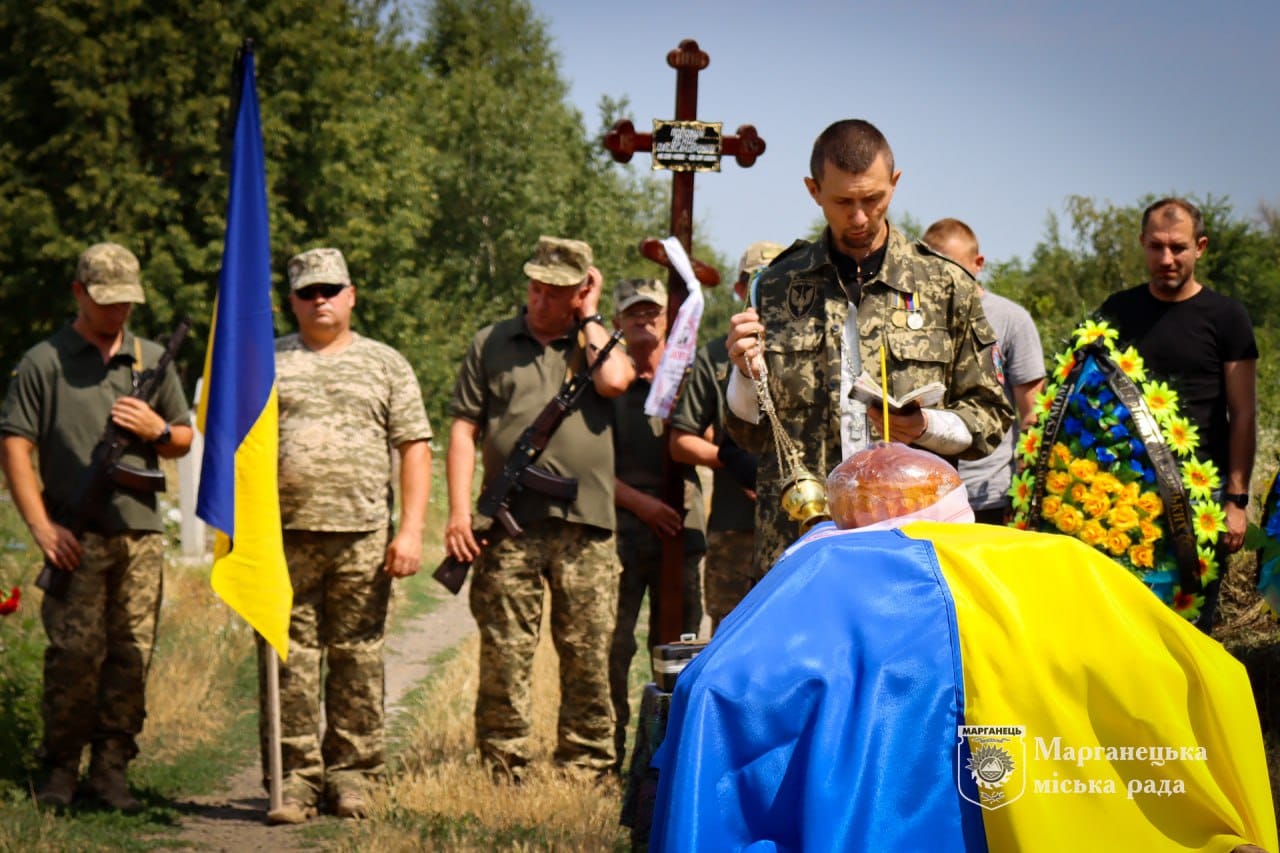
[445,236,633,782]
[0,243,193,810]
[1096,198,1257,633]
[264,247,433,823]
[922,218,1045,524]
[724,119,1012,570]
[608,277,706,771]
[670,241,783,631]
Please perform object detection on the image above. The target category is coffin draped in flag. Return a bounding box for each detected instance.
[650,522,1275,852]
[196,44,292,659]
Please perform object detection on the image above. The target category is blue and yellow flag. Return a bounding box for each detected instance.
[651,523,1275,852]
[197,44,291,660]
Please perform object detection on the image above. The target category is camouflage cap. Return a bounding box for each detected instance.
[615,278,667,314]
[737,240,785,279]
[522,235,593,287]
[287,247,351,291]
[76,242,145,305]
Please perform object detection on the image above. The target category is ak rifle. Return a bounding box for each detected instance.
[433,329,625,594]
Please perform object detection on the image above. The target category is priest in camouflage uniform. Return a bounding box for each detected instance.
[262,247,433,824]
[724,119,1013,572]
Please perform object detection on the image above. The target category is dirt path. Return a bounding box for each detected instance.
[161,582,476,852]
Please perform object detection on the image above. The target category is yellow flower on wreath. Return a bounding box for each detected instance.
[1135,491,1163,518]
[1138,518,1161,544]
[1107,504,1141,532]
[1182,458,1220,501]
[1073,318,1119,349]
[1052,351,1076,384]
[1068,458,1098,482]
[1045,471,1071,496]
[1080,520,1107,547]
[1105,529,1132,557]
[1009,469,1034,513]
[1121,481,1141,503]
[1197,546,1219,584]
[1082,492,1110,519]
[1042,495,1063,518]
[1034,385,1059,421]
[1142,380,1179,424]
[1128,542,1155,569]
[1113,345,1147,383]
[1162,416,1199,458]
[1193,502,1226,545]
[1054,504,1085,535]
[1050,442,1071,468]
[1017,427,1043,466]
[1069,482,1089,504]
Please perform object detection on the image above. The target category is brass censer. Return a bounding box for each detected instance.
[746,336,831,532]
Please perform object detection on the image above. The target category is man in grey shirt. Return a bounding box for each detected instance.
[924,219,1045,524]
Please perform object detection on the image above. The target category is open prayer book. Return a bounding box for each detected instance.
[851,372,945,413]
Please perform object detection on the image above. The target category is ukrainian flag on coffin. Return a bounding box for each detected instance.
[649,522,1275,852]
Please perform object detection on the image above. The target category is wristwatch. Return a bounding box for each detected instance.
[153,423,172,446]
[581,313,607,329]
[1224,492,1248,509]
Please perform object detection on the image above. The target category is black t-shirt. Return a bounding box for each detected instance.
[1098,283,1257,470]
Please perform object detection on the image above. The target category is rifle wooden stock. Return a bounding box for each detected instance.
[432,329,624,595]
[36,317,190,600]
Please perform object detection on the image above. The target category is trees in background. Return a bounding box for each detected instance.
[987,194,1280,429]
[0,0,687,423]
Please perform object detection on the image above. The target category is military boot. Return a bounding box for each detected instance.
[88,741,141,813]
[35,763,78,808]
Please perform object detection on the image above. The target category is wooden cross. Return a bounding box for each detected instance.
[603,39,766,646]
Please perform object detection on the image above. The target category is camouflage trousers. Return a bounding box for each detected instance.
[609,523,704,769]
[469,518,619,779]
[256,528,391,804]
[704,529,759,634]
[40,531,164,769]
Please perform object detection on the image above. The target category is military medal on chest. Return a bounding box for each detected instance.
[894,291,924,329]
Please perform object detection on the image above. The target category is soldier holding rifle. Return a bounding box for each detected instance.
[0,243,192,811]
[444,235,633,783]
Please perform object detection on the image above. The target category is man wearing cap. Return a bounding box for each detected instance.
[670,241,782,632]
[263,247,432,823]
[445,235,633,782]
[608,277,706,772]
[0,242,193,810]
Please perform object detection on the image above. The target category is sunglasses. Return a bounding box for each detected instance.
[294,283,348,301]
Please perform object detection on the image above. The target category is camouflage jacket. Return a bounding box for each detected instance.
[726,225,1012,570]
[276,333,433,532]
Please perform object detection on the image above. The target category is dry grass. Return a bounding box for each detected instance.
[136,560,253,763]
[345,602,629,851]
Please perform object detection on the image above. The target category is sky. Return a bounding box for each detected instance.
[528,0,1280,269]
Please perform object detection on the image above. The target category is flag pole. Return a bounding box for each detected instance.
[267,645,283,813]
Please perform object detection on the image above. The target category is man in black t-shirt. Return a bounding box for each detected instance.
[1097,197,1258,632]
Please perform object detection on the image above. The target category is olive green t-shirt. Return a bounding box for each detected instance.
[0,324,191,533]
[612,376,706,553]
[449,312,615,532]
[669,335,756,532]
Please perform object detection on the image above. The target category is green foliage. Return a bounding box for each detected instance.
[0,0,674,429]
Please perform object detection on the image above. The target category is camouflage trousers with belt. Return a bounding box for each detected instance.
[704,529,759,634]
[256,527,391,804]
[469,518,620,780]
[40,531,164,769]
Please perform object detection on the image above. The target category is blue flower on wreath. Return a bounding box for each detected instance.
[1108,424,1130,442]
[1080,431,1096,449]
[1129,438,1145,457]
[1063,415,1083,438]
[1098,388,1117,407]
[1114,404,1131,421]
[1095,447,1117,466]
